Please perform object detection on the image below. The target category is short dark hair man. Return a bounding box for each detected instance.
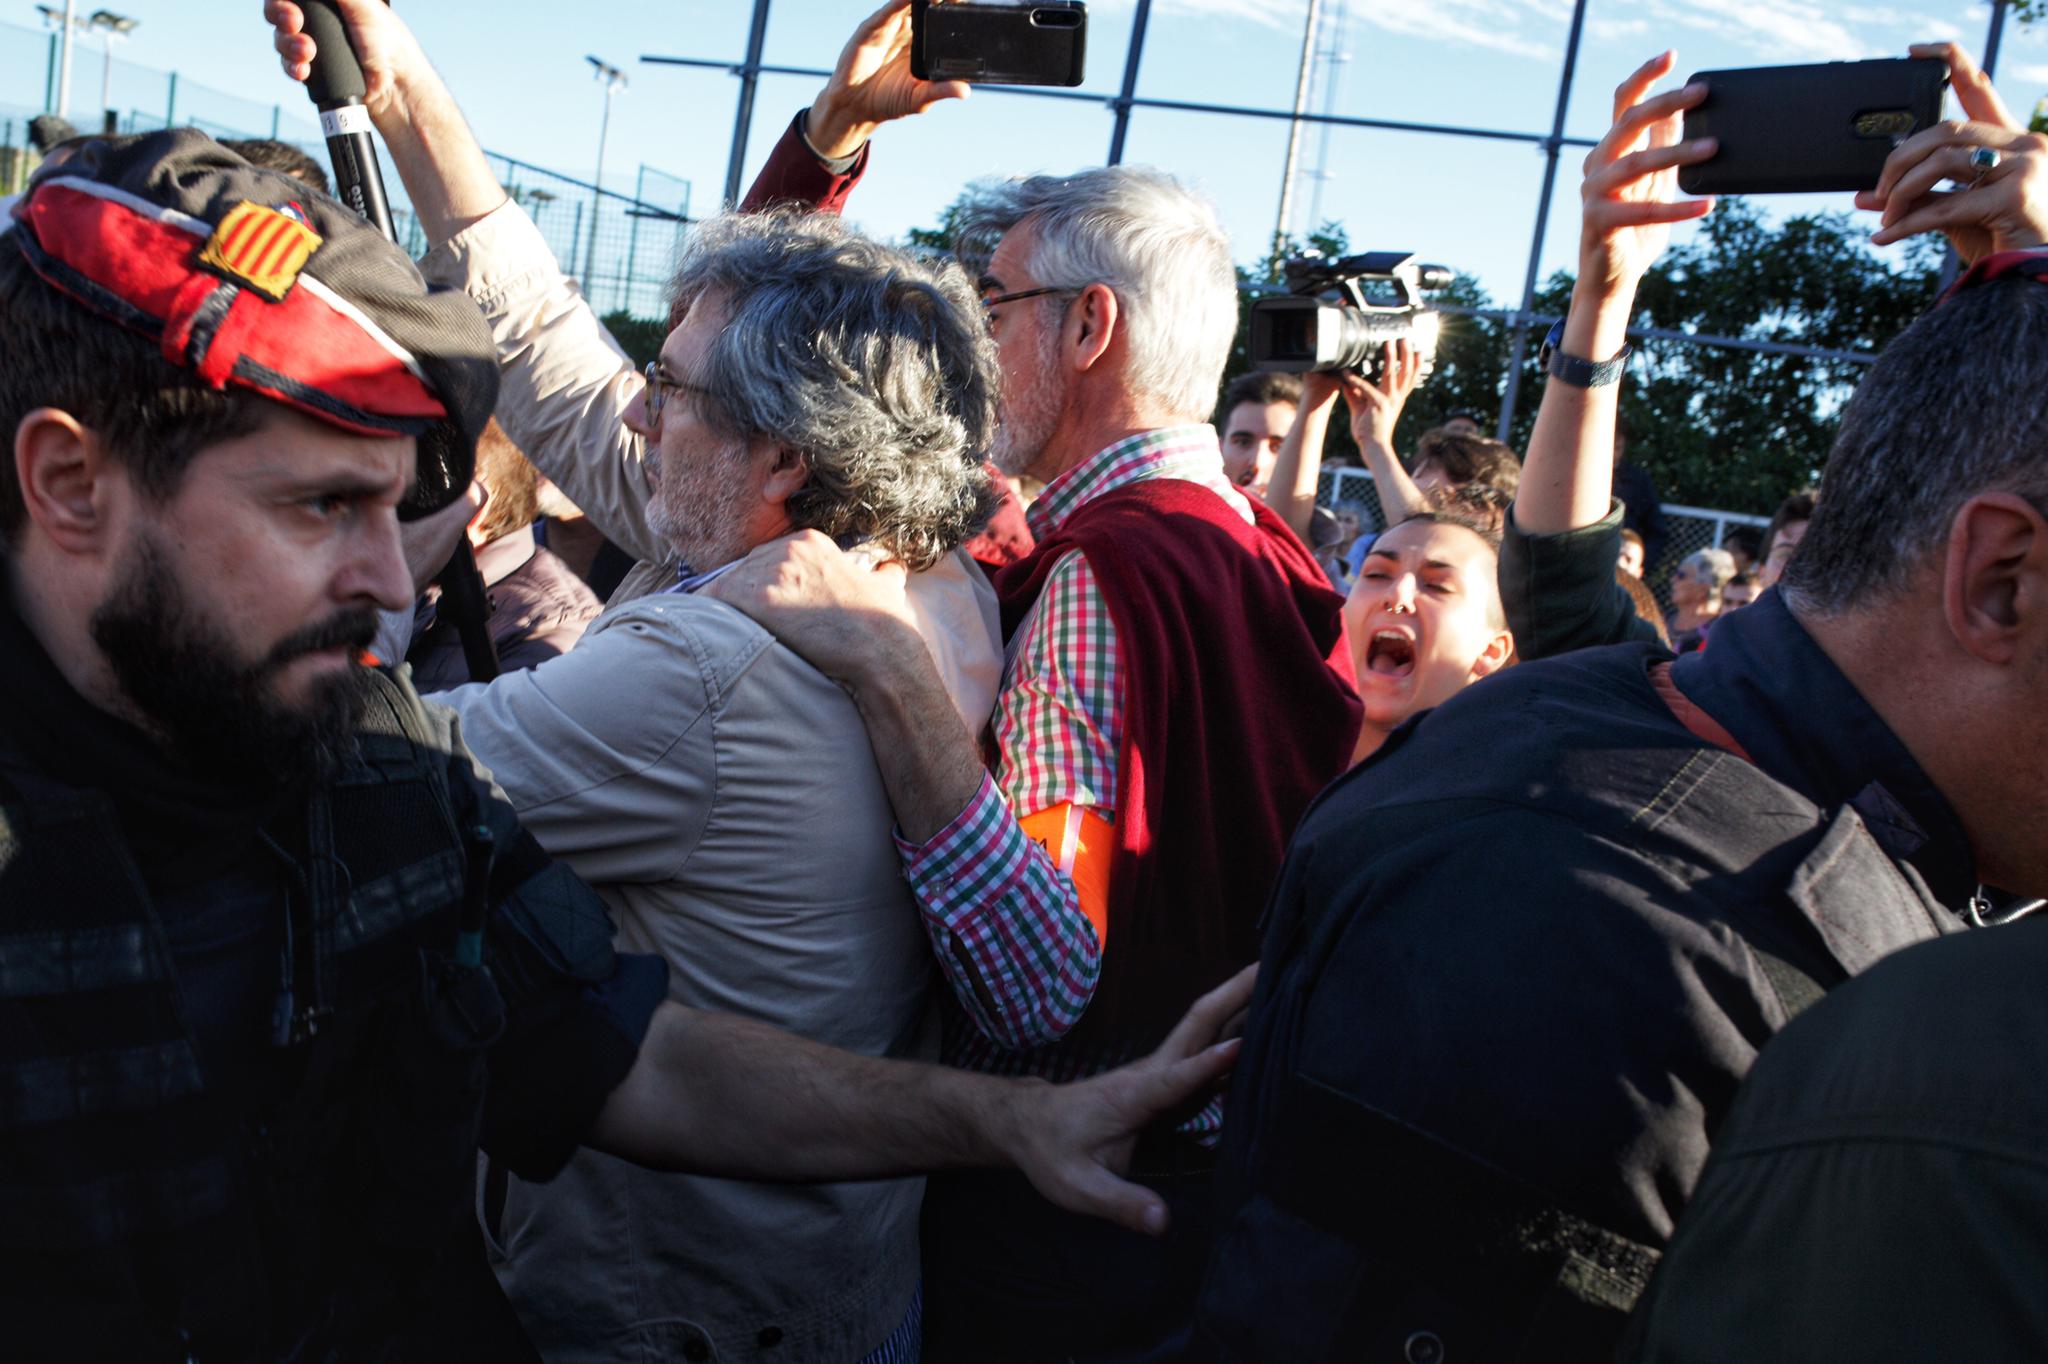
[0,128,1244,1359]
[1197,46,2046,1359]
[1624,252,2048,1363]
[1758,488,1815,588]
[1217,369,1302,497]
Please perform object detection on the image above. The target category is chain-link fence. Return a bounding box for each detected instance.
[2,20,692,320]
[1316,467,1769,607]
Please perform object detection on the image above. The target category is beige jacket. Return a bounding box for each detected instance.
[422,203,1001,1364]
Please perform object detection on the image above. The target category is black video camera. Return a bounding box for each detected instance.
[1248,251,1453,384]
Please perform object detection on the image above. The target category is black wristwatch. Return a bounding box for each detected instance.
[1539,319,1631,388]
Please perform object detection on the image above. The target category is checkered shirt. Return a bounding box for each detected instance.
[898,426,1253,1124]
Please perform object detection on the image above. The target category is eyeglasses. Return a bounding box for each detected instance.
[642,360,717,431]
[982,284,1075,320]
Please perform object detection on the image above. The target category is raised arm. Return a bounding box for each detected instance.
[1516,53,1713,539]
[1266,372,1341,540]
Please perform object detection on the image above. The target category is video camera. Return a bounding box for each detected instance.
[1247,251,1453,385]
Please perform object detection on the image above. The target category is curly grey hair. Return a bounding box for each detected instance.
[667,210,1001,571]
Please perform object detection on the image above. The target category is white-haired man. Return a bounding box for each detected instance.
[718,168,1362,1357]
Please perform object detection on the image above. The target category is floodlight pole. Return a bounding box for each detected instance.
[1494,0,1589,444]
[723,0,774,205]
[585,57,628,292]
[56,0,76,117]
[1106,0,1153,165]
[1273,0,1324,252]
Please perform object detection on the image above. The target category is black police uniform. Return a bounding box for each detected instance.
[0,588,667,1362]
[1195,591,1974,1361]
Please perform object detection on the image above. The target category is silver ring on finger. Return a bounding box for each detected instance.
[1968,145,2002,184]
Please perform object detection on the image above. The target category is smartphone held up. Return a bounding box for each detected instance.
[1679,57,1948,195]
[911,1,1087,87]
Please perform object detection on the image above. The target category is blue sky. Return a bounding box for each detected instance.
[11,0,2048,304]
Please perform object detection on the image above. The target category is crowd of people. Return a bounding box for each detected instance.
[1,0,2045,1359]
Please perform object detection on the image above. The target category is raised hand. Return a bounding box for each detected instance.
[1577,51,1719,303]
[807,0,972,161]
[263,0,430,121]
[1337,338,1423,456]
[1856,43,2048,264]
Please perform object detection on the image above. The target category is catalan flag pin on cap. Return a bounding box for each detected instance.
[3,128,498,519]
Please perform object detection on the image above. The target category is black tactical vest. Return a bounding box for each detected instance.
[0,671,511,1362]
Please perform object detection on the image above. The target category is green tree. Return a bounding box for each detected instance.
[1551,199,1944,512]
[601,310,667,369]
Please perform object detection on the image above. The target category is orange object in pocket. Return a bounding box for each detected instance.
[1018,803,1116,951]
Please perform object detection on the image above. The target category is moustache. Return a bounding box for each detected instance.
[261,608,382,672]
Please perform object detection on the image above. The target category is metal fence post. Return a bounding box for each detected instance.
[723,0,774,207]
[1494,0,1589,444]
[1106,0,1153,166]
[165,71,176,127]
[624,164,647,316]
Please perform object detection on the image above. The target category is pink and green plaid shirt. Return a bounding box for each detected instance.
[898,426,1253,1108]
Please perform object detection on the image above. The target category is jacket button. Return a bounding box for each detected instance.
[682,1338,710,1362]
[1404,1331,1444,1364]
[757,1327,783,1348]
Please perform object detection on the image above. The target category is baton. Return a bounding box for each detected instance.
[298,1,501,684]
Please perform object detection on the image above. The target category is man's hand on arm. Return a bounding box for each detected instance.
[704,531,988,842]
[1516,52,1714,539]
[586,966,1256,1236]
[265,0,507,246]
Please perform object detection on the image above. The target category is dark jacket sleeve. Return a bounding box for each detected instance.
[1499,499,1663,660]
[432,705,670,1181]
[738,109,870,215]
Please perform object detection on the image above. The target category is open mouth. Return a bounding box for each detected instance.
[1365,628,1417,679]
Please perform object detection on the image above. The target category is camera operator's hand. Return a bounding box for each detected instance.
[1337,339,1422,455]
[1858,44,2048,264]
[807,0,972,161]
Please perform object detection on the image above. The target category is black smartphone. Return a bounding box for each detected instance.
[910,1,1087,87]
[1679,58,1947,195]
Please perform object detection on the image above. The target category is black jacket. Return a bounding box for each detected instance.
[1623,911,2048,1361]
[0,592,665,1362]
[1196,593,1971,1361]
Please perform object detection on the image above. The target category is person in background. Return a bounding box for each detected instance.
[1666,546,1735,650]
[1612,415,1669,572]
[1721,522,1762,577]
[1758,489,1815,589]
[1217,370,1301,499]
[1440,410,1484,438]
[1720,569,1761,611]
[406,418,602,692]
[1343,508,1515,765]
[1618,525,1647,577]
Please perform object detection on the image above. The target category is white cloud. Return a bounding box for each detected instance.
[1590,17,1653,42]
[2008,61,2048,83]
[1349,0,1561,61]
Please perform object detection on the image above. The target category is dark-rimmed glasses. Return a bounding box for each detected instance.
[643,360,717,431]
